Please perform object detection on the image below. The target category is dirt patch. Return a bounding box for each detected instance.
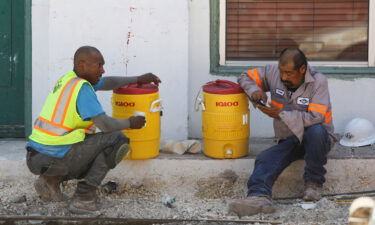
[111,179,165,200]
[195,170,241,199]
[0,177,352,224]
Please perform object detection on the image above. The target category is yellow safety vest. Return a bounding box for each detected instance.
[29,71,96,145]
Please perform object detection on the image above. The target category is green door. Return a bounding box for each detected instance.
[0,0,27,137]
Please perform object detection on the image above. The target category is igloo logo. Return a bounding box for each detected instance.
[115,101,135,107]
[216,101,239,107]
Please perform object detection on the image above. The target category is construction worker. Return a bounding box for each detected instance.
[25,46,161,214]
[229,47,335,217]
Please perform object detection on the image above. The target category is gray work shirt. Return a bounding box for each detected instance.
[238,64,335,144]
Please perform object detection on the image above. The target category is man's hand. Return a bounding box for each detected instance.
[128,116,146,129]
[137,73,161,86]
[250,90,267,106]
[257,102,282,119]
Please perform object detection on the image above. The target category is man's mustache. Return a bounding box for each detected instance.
[281,80,292,85]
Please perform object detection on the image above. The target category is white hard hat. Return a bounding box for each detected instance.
[340,118,375,147]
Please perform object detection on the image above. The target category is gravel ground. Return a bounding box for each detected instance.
[0,170,350,225]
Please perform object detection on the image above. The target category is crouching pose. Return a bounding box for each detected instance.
[26,46,161,214]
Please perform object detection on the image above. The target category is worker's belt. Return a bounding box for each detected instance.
[26,147,40,157]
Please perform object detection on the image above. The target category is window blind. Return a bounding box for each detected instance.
[226,0,369,61]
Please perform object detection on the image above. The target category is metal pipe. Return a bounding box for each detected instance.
[0,216,282,225]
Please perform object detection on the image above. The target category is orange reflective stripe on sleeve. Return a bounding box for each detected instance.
[308,107,326,116]
[252,69,263,89]
[247,70,255,80]
[325,115,332,123]
[247,69,263,89]
[309,103,328,111]
[325,110,332,123]
[271,100,283,109]
[308,103,328,116]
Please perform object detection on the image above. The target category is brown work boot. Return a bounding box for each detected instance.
[69,181,100,214]
[228,196,276,217]
[34,175,64,201]
[303,183,322,201]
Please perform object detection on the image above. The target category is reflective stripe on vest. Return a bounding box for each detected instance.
[34,116,72,136]
[85,123,96,134]
[51,77,81,124]
[33,77,96,136]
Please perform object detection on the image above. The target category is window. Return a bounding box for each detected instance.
[216,0,375,68]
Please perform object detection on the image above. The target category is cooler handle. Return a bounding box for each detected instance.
[194,88,205,111]
[243,113,248,125]
[150,99,163,112]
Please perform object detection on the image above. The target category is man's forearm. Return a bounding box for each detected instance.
[237,72,262,98]
[99,76,138,90]
[91,113,130,132]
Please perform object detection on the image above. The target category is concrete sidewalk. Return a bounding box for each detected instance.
[1,138,375,198]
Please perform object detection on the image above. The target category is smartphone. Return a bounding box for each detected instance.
[256,100,267,107]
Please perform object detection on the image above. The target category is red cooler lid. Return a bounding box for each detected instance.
[203,80,244,94]
[114,83,158,95]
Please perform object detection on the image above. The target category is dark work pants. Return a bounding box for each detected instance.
[247,124,331,198]
[26,131,128,187]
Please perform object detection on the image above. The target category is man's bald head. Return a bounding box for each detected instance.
[73,46,105,84]
[73,46,102,66]
[279,47,307,70]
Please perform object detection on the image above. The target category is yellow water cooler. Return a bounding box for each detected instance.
[112,83,161,159]
[199,80,249,159]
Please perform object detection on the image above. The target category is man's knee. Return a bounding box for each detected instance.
[104,142,130,169]
[113,130,125,137]
[255,148,274,164]
[116,131,130,146]
[110,131,128,142]
[303,124,330,155]
[304,124,327,140]
[100,130,127,141]
[255,139,295,163]
[100,131,129,149]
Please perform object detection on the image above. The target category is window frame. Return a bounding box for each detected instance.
[210,0,375,78]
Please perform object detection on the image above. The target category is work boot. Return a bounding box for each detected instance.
[228,196,276,217]
[303,183,322,201]
[69,181,100,214]
[34,175,64,201]
[116,143,130,162]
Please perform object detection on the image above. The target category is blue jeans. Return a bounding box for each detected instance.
[247,124,331,198]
